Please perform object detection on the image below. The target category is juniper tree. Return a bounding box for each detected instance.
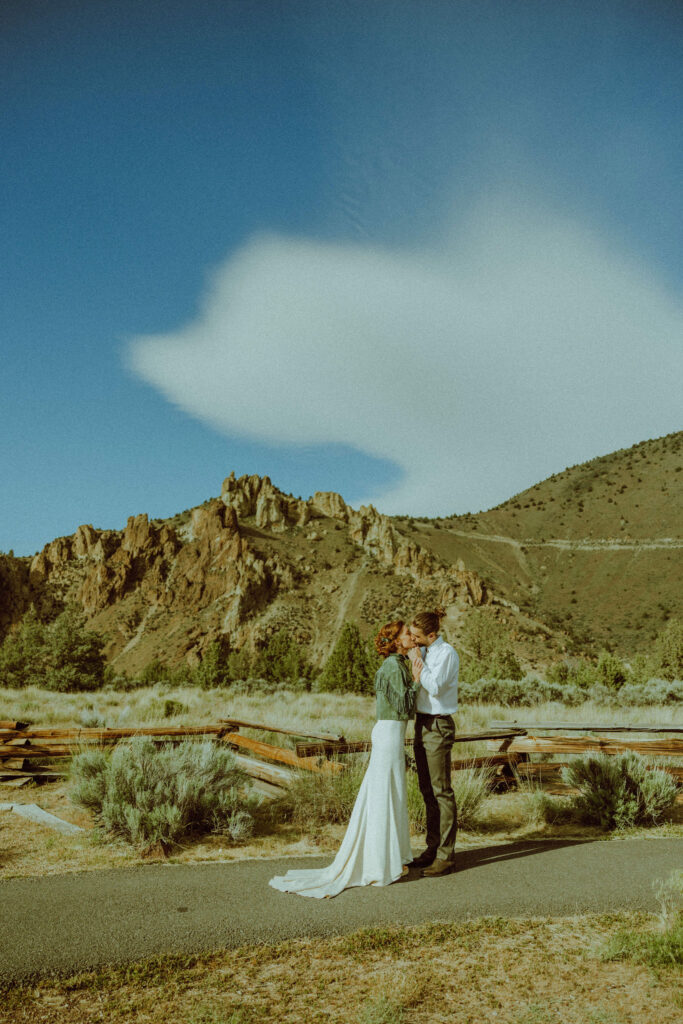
[317,622,375,694]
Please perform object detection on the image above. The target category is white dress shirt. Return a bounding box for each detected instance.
[416,636,459,715]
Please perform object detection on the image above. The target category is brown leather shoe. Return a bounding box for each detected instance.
[410,851,436,868]
[421,858,456,877]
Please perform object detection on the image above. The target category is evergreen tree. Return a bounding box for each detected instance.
[44,603,106,692]
[652,620,683,681]
[317,622,375,694]
[196,639,232,689]
[251,629,311,685]
[0,604,49,687]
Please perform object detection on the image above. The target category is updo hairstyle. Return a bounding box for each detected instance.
[411,607,446,636]
[374,620,404,658]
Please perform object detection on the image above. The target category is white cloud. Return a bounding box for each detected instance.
[124,195,683,515]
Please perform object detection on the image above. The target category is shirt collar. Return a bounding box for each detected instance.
[425,636,444,658]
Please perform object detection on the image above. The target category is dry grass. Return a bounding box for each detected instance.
[2,913,682,1024]
[2,688,681,881]
[4,684,682,742]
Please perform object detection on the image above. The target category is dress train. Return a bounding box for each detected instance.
[269,719,413,899]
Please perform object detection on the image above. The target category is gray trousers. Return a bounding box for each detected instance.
[414,712,457,861]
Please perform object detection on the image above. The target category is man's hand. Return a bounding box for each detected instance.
[408,647,424,682]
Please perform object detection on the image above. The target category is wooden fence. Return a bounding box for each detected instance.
[1,717,681,796]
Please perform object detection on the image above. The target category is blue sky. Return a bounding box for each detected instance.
[2,0,681,556]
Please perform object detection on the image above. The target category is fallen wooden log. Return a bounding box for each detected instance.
[490,721,683,734]
[490,735,683,756]
[0,768,65,781]
[0,744,74,758]
[0,720,29,731]
[1,757,31,770]
[220,718,344,743]
[0,725,228,741]
[232,752,293,788]
[295,739,380,757]
[222,732,344,773]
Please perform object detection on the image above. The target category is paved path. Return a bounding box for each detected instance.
[2,839,681,982]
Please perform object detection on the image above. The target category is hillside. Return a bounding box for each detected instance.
[0,432,680,673]
[393,432,682,654]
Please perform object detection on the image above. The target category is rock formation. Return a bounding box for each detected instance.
[2,471,495,672]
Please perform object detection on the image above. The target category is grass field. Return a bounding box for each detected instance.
[2,913,681,1024]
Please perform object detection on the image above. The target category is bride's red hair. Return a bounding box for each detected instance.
[374,620,404,658]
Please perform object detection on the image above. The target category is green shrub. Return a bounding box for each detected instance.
[615,679,683,706]
[652,619,683,681]
[0,605,48,687]
[138,658,170,686]
[488,648,524,681]
[602,871,683,967]
[360,996,405,1024]
[562,752,680,830]
[569,660,599,690]
[546,661,570,685]
[315,622,375,694]
[460,612,524,682]
[70,737,257,850]
[595,650,629,691]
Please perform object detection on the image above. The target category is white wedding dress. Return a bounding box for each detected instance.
[269,719,413,898]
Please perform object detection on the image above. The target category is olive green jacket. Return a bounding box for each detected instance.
[374,654,419,721]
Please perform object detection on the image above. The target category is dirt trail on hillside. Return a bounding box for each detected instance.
[447,530,682,552]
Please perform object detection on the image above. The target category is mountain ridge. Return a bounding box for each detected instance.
[1,431,680,670]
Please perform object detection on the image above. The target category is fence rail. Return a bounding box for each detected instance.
[1,718,680,792]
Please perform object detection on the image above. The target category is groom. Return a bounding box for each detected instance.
[408,609,459,876]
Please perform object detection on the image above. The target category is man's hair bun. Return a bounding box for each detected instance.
[411,608,446,635]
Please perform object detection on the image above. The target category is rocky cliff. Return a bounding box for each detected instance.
[1,473,505,674]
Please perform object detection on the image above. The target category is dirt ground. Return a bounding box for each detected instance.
[2,913,681,1024]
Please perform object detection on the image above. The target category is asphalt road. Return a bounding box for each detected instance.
[2,839,681,982]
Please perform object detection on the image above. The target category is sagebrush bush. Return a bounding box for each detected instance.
[459,677,583,707]
[279,753,491,832]
[562,752,680,830]
[70,737,258,849]
[459,674,683,708]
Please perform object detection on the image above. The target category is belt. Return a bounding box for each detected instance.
[416,711,453,719]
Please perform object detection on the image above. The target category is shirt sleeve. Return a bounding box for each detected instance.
[419,645,458,698]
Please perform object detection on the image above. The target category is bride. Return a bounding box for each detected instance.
[269,620,418,899]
